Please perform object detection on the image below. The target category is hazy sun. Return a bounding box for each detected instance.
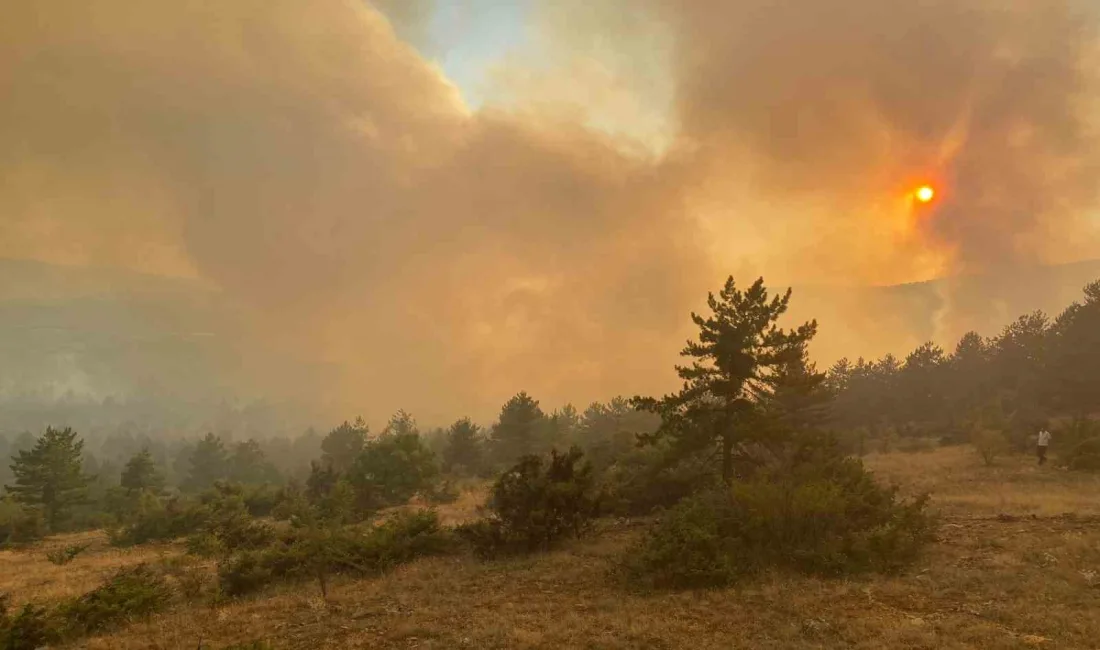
[915,186,936,203]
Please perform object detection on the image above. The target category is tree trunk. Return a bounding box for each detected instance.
[721,430,734,485]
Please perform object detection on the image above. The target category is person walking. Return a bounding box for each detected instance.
[1037,426,1052,466]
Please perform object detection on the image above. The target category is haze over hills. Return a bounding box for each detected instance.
[2,256,1097,434]
[790,257,1100,365]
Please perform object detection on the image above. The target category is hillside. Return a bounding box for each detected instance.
[791,259,1100,364]
[3,447,1098,648]
[1,257,1097,411]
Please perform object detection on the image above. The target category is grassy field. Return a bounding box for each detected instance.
[4,446,1099,649]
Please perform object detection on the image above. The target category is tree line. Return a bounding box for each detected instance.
[826,280,1100,449]
[3,276,1099,543]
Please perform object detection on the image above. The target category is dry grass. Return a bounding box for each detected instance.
[8,451,1100,649]
[865,445,1100,517]
[0,530,183,606]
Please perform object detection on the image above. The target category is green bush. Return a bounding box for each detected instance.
[972,428,1010,466]
[600,446,717,517]
[1,564,176,647]
[0,501,45,547]
[217,551,275,598]
[623,439,935,590]
[1058,418,1100,471]
[1064,437,1100,472]
[218,510,454,597]
[109,497,207,546]
[186,532,225,558]
[0,596,59,650]
[203,511,275,554]
[457,447,599,558]
[348,432,440,509]
[46,543,91,566]
[157,556,210,603]
[242,485,283,518]
[58,564,173,635]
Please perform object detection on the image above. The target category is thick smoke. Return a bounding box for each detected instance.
[1,0,1098,423]
[651,0,1100,345]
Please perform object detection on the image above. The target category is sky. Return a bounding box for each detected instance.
[2,0,1099,425]
[425,0,532,108]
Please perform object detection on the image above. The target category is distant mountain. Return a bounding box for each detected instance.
[1,257,1098,404]
[0,259,238,401]
[789,258,1100,364]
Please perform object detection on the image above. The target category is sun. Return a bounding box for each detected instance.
[915,185,936,203]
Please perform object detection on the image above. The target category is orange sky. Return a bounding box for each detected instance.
[1,0,1098,423]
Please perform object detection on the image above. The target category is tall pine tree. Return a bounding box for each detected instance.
[7,427,90,530]
[183,433,229,492]
[442,418,484,474]
[320,418,368,474]
[120,448,165,494]
[634,277,816,483]
[490,392,546,465]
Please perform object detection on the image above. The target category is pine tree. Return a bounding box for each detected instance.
[320,418,368,473]
[634,277,817,483]
[349,431,438,508]
[120,448,165,493]
[229,439,281,485]
[6,427,90,530]
[382,410,418,438]
[442,418,483,474]
[1048,281,1100,418]
[184,433,229,492]
[545,404,580,450]
[490,392,546,465]
[766,346,831,430]
[898,342,948,427]
[946,331,993,425]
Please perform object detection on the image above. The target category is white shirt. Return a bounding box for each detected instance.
[1037,430,1051,447]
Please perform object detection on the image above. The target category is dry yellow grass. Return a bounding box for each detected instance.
[865,445,1100,517]
[8,450,1099,649]
[0,530,183,606]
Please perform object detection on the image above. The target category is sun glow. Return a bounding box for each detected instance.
[915,185,936,203]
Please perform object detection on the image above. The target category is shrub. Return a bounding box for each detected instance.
[457,447,599,558]
[972,428,1010,466]
[1064,437,1100,472]
[46,543,91,566]
[600,446,717,517]
[1058,418,1100,471]
[348,432,439,509]
[218,510,454,597]
[186,532,225,558]
[0,596,59,650]
[109,497,207,546]
[0,502,45,547]
[623,439,935,590]
[157,556,210,603]
[217,551,275,598]
[242,485,282,518]
[202,510,275,554]
[58,564,173,635]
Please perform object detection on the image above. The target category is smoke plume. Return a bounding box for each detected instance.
[1,0,1098,423]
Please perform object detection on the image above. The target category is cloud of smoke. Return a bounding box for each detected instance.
[1,0,1098,423]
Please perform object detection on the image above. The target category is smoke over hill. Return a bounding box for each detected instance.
[1,1,1099,424]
